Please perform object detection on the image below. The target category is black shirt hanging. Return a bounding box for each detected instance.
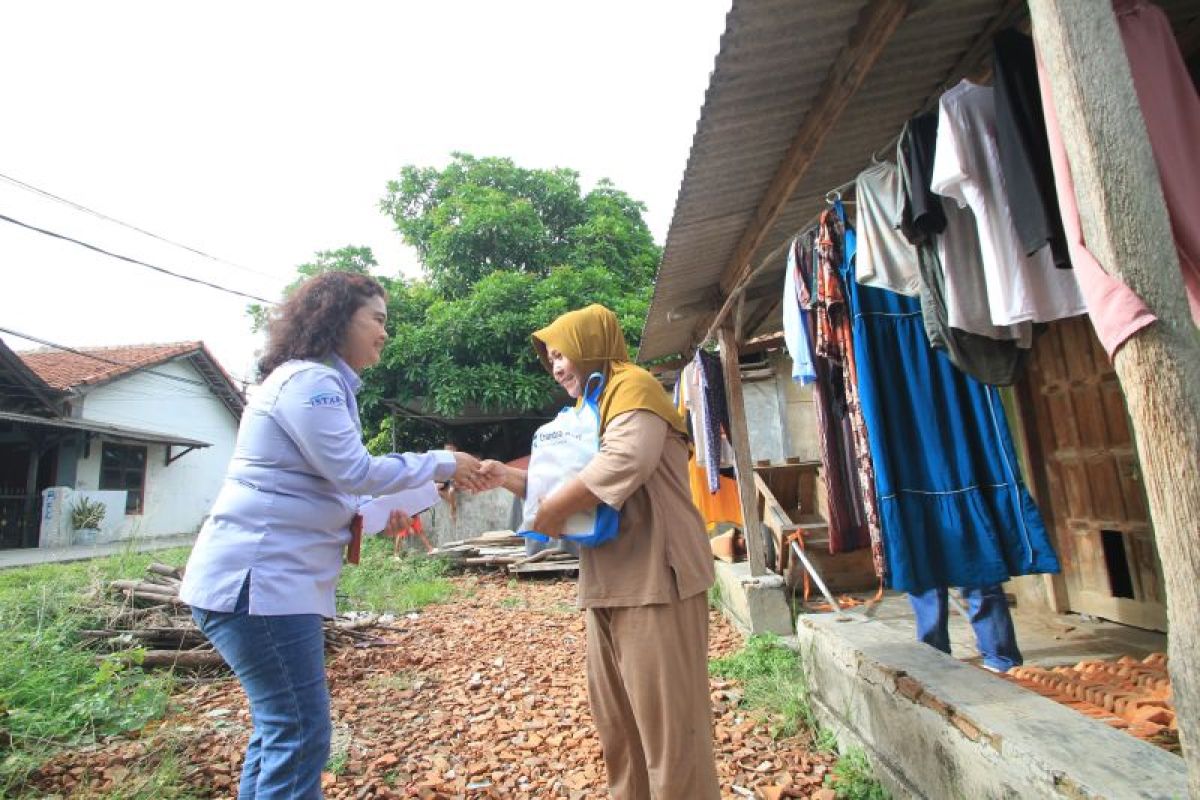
[992,28,1072,269]
[901,111,947,240]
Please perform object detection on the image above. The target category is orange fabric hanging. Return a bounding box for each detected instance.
[677,365,743,531]
[688,457,743,531]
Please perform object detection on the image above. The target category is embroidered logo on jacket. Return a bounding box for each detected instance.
[309,392,345,408]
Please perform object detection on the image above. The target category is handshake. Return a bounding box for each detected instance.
[448,451,517,495]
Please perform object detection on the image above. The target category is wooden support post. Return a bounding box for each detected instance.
[1030,2,1200,790]
[23,439,41,548]
[718,324,768,577]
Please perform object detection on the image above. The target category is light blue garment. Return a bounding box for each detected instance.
[180,356,456,617]
[781,238,818,385]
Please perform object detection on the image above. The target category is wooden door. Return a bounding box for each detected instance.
[1021,317,1166,631]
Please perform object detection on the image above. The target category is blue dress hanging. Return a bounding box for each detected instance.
[836,201,1060,593]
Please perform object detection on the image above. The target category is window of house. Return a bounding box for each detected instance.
[99,444,147,514]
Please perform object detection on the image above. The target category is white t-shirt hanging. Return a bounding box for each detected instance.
[930,80,1086,326]
[855,161,921,296]
[939,196,1033,346]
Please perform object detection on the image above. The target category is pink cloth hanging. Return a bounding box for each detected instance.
[1035,0,1200,358]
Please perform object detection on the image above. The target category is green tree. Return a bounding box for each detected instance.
[252,155,661,461]
[362,154,660,459]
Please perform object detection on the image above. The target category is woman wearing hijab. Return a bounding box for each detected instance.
[479,304,720,799]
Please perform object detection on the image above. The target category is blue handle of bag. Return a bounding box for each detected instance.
[583,372,605,406]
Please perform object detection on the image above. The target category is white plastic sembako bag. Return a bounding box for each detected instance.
[519,373,619,547]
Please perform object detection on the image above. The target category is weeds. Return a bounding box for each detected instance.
[710,634,888,798]
[336,537,454,614]
[827,747,890,800]
[709,634,818,738]
[0,545,193,793]
[92,732,203,800]
[326,749,349,776]
[707,581,723,610]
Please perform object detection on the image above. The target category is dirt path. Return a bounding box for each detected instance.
[30,575,837,799]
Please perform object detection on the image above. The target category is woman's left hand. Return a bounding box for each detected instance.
[382,509,411,538]
[532,498,567,539]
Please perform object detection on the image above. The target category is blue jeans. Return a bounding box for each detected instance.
[192,577,330,799]
[907,584,1023,672]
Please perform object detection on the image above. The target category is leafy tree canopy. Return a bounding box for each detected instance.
[259,153,661,460]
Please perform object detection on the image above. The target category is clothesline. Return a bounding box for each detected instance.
[697,175,866,349]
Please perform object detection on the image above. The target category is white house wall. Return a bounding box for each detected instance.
[72,359,238,538]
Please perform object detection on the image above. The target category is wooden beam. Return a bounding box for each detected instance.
[23,442,40,548]
[741,294,781,342]
[718,324,768,577]
[740,333,787,356]
[1030,1,1200,791]
[715,0,912,300]
[691,0,911,350]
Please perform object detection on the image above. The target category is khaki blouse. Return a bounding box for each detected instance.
[575,410,716,608]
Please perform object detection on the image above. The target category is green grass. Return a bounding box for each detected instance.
[0,537,455,795]
[710,635,889,799]
[707,580,723,610]
[0,545,193,794]
[709,634,818,739]
[336,537,454,614]
[325,749,349,776]
[92,733,203,800]
[827,747,890,800]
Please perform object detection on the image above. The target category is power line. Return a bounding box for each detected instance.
[0,211,275,304]
[0,325,251,391]
[0,171,288,282]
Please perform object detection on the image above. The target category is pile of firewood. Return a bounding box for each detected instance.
[430,530,580,575]
[82,562,401,671]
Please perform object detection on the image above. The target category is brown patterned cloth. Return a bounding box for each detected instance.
[813,210,886,578]
[797,231,869,554]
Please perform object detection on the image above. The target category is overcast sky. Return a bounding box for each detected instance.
[0,1,730,384]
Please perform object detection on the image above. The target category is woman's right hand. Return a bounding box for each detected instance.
[476,459,527,497]
[476,460,508,492]
[450,451,487,492]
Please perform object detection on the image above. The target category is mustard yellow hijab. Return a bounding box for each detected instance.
[532,304,686,435]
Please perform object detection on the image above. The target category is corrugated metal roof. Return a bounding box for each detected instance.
[639,0,1200,360]
[0,410,211,448]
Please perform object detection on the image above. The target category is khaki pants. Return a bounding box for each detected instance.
[585,593,720,800]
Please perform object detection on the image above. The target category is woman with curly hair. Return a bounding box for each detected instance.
[181,271,484,799]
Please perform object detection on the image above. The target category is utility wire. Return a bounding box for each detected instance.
[0,325,251,390]
[0,211,275,304]
[0,171,287,282]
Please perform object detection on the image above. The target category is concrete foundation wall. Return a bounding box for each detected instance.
[714,560,794,636]
[795,613,1186,799]
[423,488,519,547]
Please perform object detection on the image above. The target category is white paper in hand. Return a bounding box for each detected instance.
[359,483,441,535]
